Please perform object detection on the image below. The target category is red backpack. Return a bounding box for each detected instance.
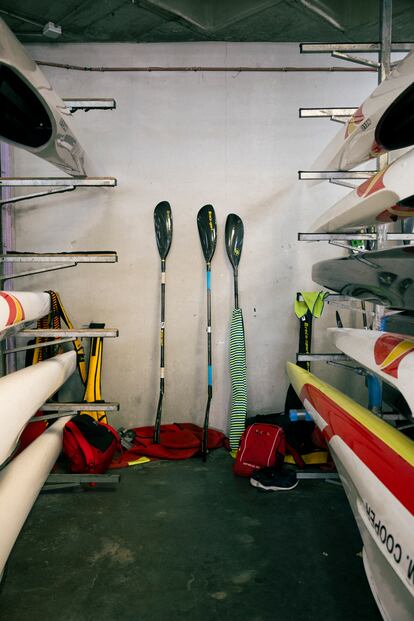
[63,414,120,474]
[233,423,286,477]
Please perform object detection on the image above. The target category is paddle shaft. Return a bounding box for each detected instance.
[233,266,239,309]
[202,262,213,460]
[154,258,166,444]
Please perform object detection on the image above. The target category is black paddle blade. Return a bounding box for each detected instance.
[335,311,343,328]
[154,201,173,260]
[197,204,217,263]
[225,213,244,269]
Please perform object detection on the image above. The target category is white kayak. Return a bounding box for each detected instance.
[0,17,86,176]
[287,362,414,621]
[0,415,71,578]
[312,49,414,171]
[0,291,50,338]
[0,351,76,467]
[329,327,414,417]
[311,148,414,232]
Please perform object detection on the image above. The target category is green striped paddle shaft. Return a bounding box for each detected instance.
[229,307,247,450]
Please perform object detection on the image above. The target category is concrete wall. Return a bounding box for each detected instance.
[11,42,378,431]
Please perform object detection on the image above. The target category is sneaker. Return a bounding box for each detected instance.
[250,467,298,491]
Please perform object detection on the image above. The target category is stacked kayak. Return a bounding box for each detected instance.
[298,47,414,621]
[0,351,76,466]
[0,416,71,578]
[312,246,414,310]
[0,291,50,338]
[287,363,414,621]
[311,48,414,172]
[0,17,86,176]
[0,351,76,578]
[311,148,414,232]
[329,327,414,418]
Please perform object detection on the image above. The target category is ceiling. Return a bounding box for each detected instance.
[1,0,414,44]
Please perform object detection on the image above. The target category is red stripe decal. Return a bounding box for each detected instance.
[300,383,414,515]
[0,292,19,325]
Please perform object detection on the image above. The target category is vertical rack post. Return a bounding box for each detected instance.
[0,142,16,374]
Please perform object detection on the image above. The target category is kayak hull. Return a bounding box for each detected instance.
[0,416,71,577]
[0,17,86,176]
[286,362,414,621]
[311,148,414,232]
[0,351,76,466]
[0,291,50,338]
[312,246,414,310]
[329,327,414,417]
[312,50,414,171]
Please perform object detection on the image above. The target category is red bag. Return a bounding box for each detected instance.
[63,414,120,474]
[233,423,285,477]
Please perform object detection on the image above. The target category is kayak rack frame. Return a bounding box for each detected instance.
[299,107,357,125]
[0,177,117,206]
[0,251,118,283]
[63,98,116,113]
[18,328,119,338]
[298,232,414,242]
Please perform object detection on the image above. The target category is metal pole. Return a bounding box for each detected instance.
[0,143,16,374]
[370,0,393,415]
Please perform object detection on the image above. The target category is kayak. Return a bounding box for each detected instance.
[311,148,414,232]
[0,17,86,176]
[312,246,414,310]
[0,415,71,579]
[312,49,414,171]
[329,327,414,417]
[0,351,76,467]
[286,362,414,621]
[0,291,50,338]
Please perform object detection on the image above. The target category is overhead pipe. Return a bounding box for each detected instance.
[36,61,376,73]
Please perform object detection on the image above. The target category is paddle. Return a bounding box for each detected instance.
[225,214,247,451]
[225,214,244,309]
[153,201,173,444]
[284,293,313,415]
[197,205,217,461]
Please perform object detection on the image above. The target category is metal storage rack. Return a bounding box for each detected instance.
[0,98,121,488]
[296,0,409,417]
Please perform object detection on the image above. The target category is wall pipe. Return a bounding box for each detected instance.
[36,61,376,73]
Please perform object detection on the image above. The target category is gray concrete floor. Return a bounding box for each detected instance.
[2,449,382,621]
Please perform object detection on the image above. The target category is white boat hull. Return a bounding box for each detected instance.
[0,17,86,176]
[0,416,71,577]
[312,50,414,171]
[329,327,414,417]
[0,351,76,466]
[0,291,50,338]
[311,148,414,232]
[286,363,414,621]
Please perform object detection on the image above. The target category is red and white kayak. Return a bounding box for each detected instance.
[0,17,86,176]
[286,362,414,621]
[0,291,50,338]
[0,415,71,578]
[312,49,414,171]
[0,351,76,467]
[311,148,414,231]
[329,327,414,417]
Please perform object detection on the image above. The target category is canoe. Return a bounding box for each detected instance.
[0,351,76,467]
[312,49,414,171]
[0,17,86,176]
[0,415,71,579]
[329,327,414,417]
[286,362,414,621]
[0,291,50,338]
[311,148,414,232]
[312,246,414,310]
